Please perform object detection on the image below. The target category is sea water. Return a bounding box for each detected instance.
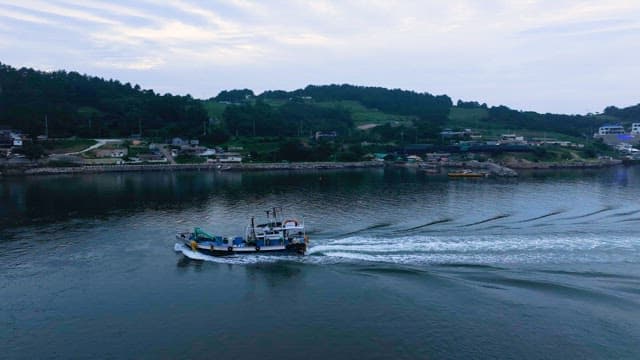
[1,167,639,358]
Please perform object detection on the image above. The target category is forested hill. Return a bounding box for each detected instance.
[603,104,640,121]
[1,62,637,141]
[259,85,453,121]
[0,63,207,138]
[217,85,608,139]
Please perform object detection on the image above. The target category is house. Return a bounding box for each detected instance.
[440,128,477,139]
[10,132,23,147]
[598,124,625,135]
[594,123,640,145]
[425,153,450,162]
[315,131,337,141]
[171,137,186,146]
[499,134,526,144]
[189,139,199,146]
[96,148,128,158]
[217,152,242,163]
[138,153,167,163]
[179,145,207,156]
[0,130,23,147]
[197,149,217,157]
[372,153,388,161]
[440,129,465,138]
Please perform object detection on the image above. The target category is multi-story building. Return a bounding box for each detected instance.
[632,123,640,134]
[598,124,625,135]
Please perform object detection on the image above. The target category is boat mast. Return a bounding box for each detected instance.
[250,216,256,241]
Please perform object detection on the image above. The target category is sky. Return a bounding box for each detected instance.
[0,0,639,114]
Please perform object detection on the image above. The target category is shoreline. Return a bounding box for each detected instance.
[500,159,622,169]
[1,161,385,176]
[0,158,628,177]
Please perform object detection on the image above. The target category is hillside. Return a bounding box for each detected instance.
[1,62,637,144]
[603,104,640,121]
[0,63,207,138]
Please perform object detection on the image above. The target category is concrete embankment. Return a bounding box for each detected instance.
[3,161,384,176]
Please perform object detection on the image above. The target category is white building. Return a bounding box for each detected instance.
[500,134,525,144]
[598,124,625,135]
[218,153,242,163]
[632,123,640,134]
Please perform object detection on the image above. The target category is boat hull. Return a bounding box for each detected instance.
[179,237,307,256]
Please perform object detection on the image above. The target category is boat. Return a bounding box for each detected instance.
[177,208,309,255]
[447,169,487,178]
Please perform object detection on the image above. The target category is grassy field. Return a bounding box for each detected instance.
[44,139,97,154]
[313,100,415,126]
[448,107,489,128]
[201,100,228,119]
[226,137,288,153]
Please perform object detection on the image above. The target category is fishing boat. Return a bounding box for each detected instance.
[447,169,487,178]
[176,208,309,255]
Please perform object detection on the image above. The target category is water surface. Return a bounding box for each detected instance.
[1,167,640,359]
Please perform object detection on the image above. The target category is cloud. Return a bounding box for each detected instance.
[0,5,58,25]
[2,0,640,112]
[94,56,165,70]
[1,0,120,24]
[57,0,159,22]
[92,21,223,45]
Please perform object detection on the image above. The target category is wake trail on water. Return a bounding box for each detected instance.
[462,214,510,227]
[397,218,453,232]
[557,206,616,221]
[306,233,640,265]
[516,209,565,223]
[176,230,640,266]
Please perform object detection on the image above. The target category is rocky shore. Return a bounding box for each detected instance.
[502,158,622,169]
[443,161,519,177]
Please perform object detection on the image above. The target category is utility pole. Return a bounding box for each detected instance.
[45,115,49,139]
[138,119,142,137]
